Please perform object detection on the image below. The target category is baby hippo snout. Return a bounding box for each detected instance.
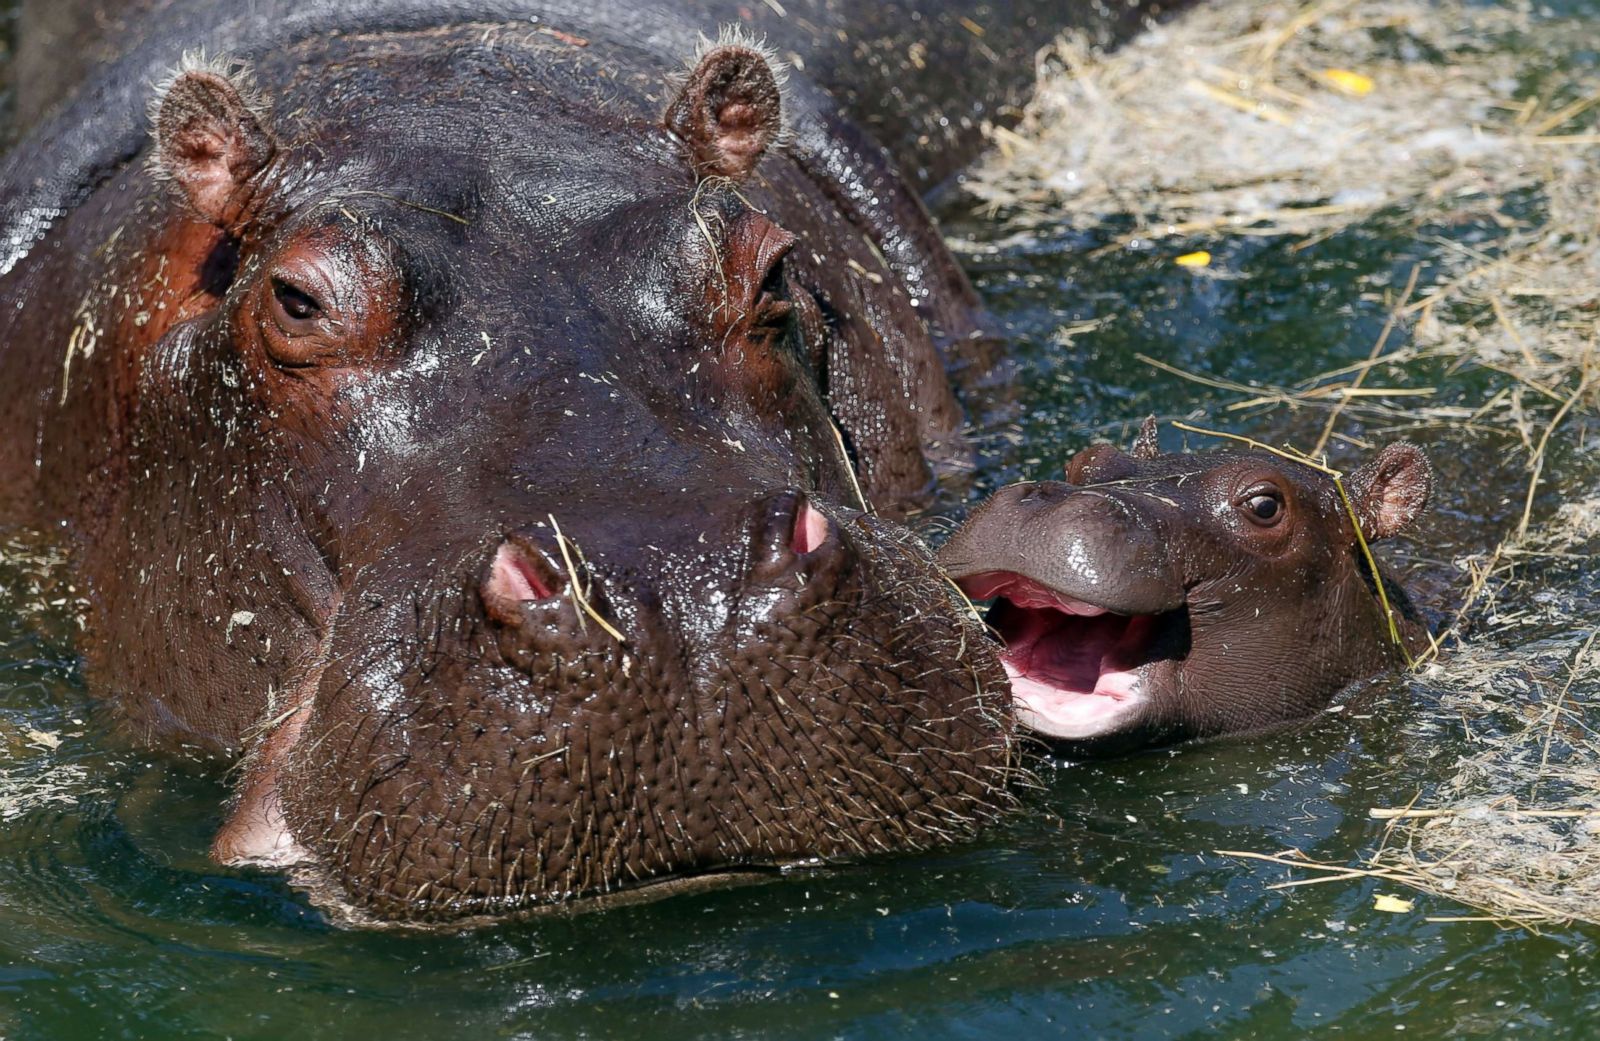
[939,483,1185,616]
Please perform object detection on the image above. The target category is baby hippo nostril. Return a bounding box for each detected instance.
[481,535,567,627]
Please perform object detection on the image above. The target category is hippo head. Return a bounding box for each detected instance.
[72,31,1012,922]
[938,422,1432,754]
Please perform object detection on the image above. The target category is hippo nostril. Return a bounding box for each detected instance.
[481,536,567,627]
[793,499,829,555]
[498,546,556,599]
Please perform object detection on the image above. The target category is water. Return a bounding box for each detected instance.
[3,5,1600,1039]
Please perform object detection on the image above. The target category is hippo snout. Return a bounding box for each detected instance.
[751,491,839,573]
[263,487,1011,921]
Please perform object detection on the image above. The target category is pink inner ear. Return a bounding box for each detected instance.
[792,501,828,554]
[169,125,236,216]
[717,101,759,130]
[1357,445,1433,540]
[175,125,226,163]
[665,46,781,180]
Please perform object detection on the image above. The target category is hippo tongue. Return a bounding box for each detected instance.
[961,572,1153,741]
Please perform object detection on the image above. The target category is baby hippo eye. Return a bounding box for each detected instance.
[1243,490,1283,525]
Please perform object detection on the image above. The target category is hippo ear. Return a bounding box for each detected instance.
[665,33,785,180]
[1130,416,1161,460]
[153,57,276,227]
[1347,442,1433,540]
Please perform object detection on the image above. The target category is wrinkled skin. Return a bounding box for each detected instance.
[0,1,1180,923]
[938,424,1434,756]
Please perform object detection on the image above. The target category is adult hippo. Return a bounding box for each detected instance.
[939,422,1433,756]
[0,1,1177,923]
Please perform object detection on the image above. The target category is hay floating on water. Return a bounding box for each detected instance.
[1228,634,1600,930]
[0,755,100,823]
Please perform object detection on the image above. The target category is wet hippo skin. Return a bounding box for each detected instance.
[939,420,1434,756]
[0,2,1181,923]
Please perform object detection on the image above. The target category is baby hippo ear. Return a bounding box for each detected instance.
[1347,442,1433,540]
[1065,442,1139,486]
[153,57,276,227]
[665,35,785,180]
[1129,415,1161,460]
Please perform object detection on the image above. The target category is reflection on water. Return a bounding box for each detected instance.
[2,2,1600,1040]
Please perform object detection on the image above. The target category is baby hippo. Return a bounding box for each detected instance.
[938,420,1432,753]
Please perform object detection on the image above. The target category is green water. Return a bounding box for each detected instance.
[4,6,1600,1040]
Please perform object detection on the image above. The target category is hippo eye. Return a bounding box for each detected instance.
[248,231,401,373]
[271,277,324,327]
[1242,490,1284,525]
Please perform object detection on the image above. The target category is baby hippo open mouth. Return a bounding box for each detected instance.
[939,420,1435,753]
[957,571,1165,741]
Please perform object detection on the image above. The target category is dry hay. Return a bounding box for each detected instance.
[964,0,1600,926]
[965,0,1600,400]
[1366,630,1600,929]
[970,0,1556,237]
